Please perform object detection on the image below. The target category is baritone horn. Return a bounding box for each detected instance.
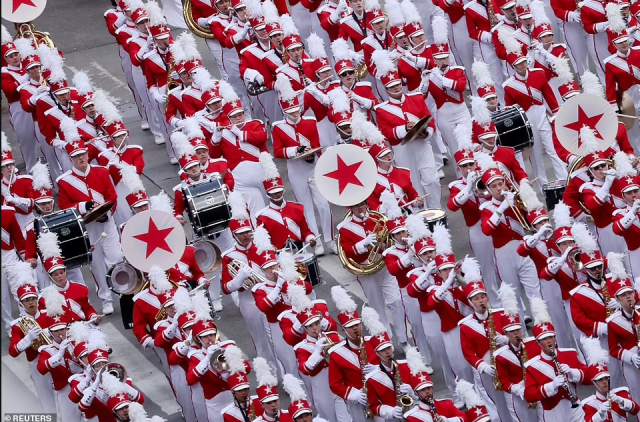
[18,316,52,350]
[103,362,127,382]
[567,247,583,271]
[336,210,391,276]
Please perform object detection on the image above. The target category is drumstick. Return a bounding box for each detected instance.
[617,113,637,120]
[401,194,429,208]
[106,133,129,167]
[92,232,107,247]
[295,235,322,255]
[189,276,218,294]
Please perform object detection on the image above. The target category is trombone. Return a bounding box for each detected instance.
[473,171,532,232]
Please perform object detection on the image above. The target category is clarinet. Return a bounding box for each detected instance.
[549,347,580,408]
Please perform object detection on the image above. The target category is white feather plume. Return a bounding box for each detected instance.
[606,252,628,281]
[497,26,522,55]
[72,72,93,96]
[1,132,10,153]
[145,1,167,27]
[580,71,604,98]
[474,151,498,173]
[127,402,149,422]
[530,0,550,25]
[606,3,626,33]
[13,38,36,61]
[170,35,187,64]
[472,61,495,89]
[371,49,395,77]
[280,14,299,36]
[119,164,145,195]
[471,96,493,126]
[67,321,92,343]
[260,152,280,181]
[87,329,109,352]
[614,151,637,177]
[92,89,123,126]
[362,306,387,336]
[519,180,544,212]
[173,287,193,316]
[386,0,405,27]
[433,223,453,255]
[182,116,206,141]
[246,0,264,18]
[60,115,81,143]
[8,261,37,296]
[275,73,297,101]
[253,357,278,387]
[531,297,551,324]
[432,16,449,45]
[580,336,609,366]
[177,31,201,62]
[461,256,482,283]
[225,345,247,374]
[572,222,598,254]
[401,0,421,24]
[331,286,357,313]
[498,283,519,318]
[283,373,307,402]
[127,0,146,11]
[219,79,239,104]
[192,290,213,321]
[379,190,403,220]
[192,68,218,93]
[149,191,173,214]
[171,132,196,158]
[288,283,313,313]
[148,265,174,295]
[306,33,327,59]
[228,190,250,221]
[351,109,385,144]
[262,0,280,24]
[1,25,12,46]
[405,214,431,243]
[552,201,573,228]
[454,124,474,152]
[331,38,356,62]
[551,56,574,85]
[456,380,484,408]
[364,0,381,11]
[405,346,428,375]
[37,231,62,260]
[101,373,129,397]
[253,225,275,254]
[278,250,299,282]
[328,88,350,113]
[38,44,64,77]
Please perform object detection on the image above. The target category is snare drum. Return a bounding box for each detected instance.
[295,253,322,286]
[492,106,534,152]
[543,180,566,211]
[417,209,448,232]
[107,261,144,295]
[183,177,231,237]
[34,209,91,269]
[193,239,222,273]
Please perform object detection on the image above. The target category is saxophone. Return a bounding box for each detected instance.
[358,335,375,419]
[520,340,537,409]
[486,0,499,27]
[635,309,640,374]
[487,308,502,391]
[393,360,414,415]
[249,399,256,421]
[601,278,613,318]
[164,53,180,113]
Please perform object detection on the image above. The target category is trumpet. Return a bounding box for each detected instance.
[566,247,583,271]
[18,316,52,350]
[103,362,127,382]
[322,331,335,363]
[228,260,267,290]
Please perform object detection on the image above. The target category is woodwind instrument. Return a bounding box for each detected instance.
[358,335,374,419]
[635,309,640,374]
[487,307,501,391]
[549,346,580,408]
[602,277,613,318]
[393,360,414,414]
[425,398,439,420]
[487,0,499,26]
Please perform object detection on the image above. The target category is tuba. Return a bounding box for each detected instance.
[336,210,391,276]
[183,0,215,39]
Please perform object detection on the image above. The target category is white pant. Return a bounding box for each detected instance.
[160,0,188,28]
[412,0,444,44]
[525,105,567,190]
[87,217,121,307]
[291,3,313,43]
[114,180,135,226]
[424,94,447,171]
[1,249,20,330]
[469,222,500,305]
[436,102,472,159]
[237,289,278,369]
[150,94,177,159]
[562,299,586,361]
[621,357,640,402]
[253,89,282,128]
[400,287,432,366]
[345,400,369,422]
[356,269,407,343]
[474,366,512,422]
[118,45,147,126]
[594,223,628,266]
[587,32,610,84]
[8,101,39,172]
[449,19,476,95]
[131,64,163,140]
[628,248,640,279]
[504,391,539,422]
[309,367,352,422]
[231,161,267,220]
[558,21,589,77]
[540,399,584,422]
[268,321,300,376]
[472,41,506,103]
[494,240,541,322]
[151,343,172,380]
[53,142,74,174]
[422,312,458,397]
[190,382,209,422]
[314,116,340,149]
[206,390,233,422]
[392,138,441,209]
[441,326,474,384]
[34,124,62,190]
[171,364,198,422]
[288,160,335,242]
[596,335,624,389]
[539,278,572,349]
[55,384,82,421]
[29,355,57,413]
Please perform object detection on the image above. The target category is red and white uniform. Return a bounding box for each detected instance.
[437,0,476,93]
[579,179,628,256]
[583,387,640,421]
[170,339,208,421]
[368,166,418,211]
[338,11,372,52]
[76,115,112,163]
[612,203,640,278]
[271,117,334,242]
[256,200,316,249]
[365,360,413,421]
[375,93,440,209]
[168,245,207,286]
[318,1,344,42]
[221,395,263,422]
[604,48,640,148]
[56,165,121,309]
[503,69,567,186]
[239,40,283,125]
[38,281,96,323]
[534,42,570,104]
[1,206,27,329]
[581,0,610,82]
[37,341,82,421]
[404,400,466,422]
[607,309,640,401]
[329,80,379,120]
[1,172,34,233]
[360,30,394,97]
[131,287,172,378]
[550,0,590,76]
[337,214,407,343]
[524,348,589,421]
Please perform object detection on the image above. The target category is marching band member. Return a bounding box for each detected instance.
[337,197,407,343]
[165,45,191,129]
[581,0,611,83]
[270,82,335,254]
[337,0,373,53]
[605,257,640,401]
[72,72,113,163]
[358,0,392,98]
[317,0,347,43]
[458,263,512,421]
[174,36,206,117]
[454,380,494,422]
[256,152,319,252]
[524,297,591,421]
[221,355,263,422]
[275,14,311,101]
[477,153,542,318]
[550,0,589,77]
[581,336,640,422]
[1,134,34,234]
[447,127,500,304]
[289,285,348,422]
[373,53,440,209]
[403,355,467,421]
[362,307,416,422]
[221,192,279,366]
[253,374,293,422]
[282,374,314,422]
[56,139,120,315]
[65,322,95,414]
[328,286,379,422]
[7,262,56,413]
[611,153,640,277]
[1,27,38,172]
[36,306,82,421]
[252,355,284,422]
[494,283,541,422]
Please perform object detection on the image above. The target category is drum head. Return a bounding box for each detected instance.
[418,209,446,222]
[295,253,316,265]
[108,263,141,295]
[543,180,566,190]
[194,240,221,273]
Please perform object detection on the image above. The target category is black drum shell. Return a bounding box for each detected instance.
[34,209,91,269]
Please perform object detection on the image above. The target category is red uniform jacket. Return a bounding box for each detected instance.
[365,360,413,417]
[272,117,321,160]
[2,174,35,217]
[9,314,42,362]
[168,245,207,285]
[604,48,640,107]
[239,43,281,91]
[607,309,640,364]
[37,342,75,391]
[459,309,506,369]
[569,281,608,337]
[56,165,118,217]
[256,201,316,249]
[580,0,607,34]
[132,289,163,347]
[404,401,466,422]
[383,244,415,289]
[186,344,252,399]
[96,144,145,186]
[428,66,467,108]
[612,205,640,251]
[1,206,26,255]
[584,388,640,421]
[215,120,269,170]
[37,281,97,322]
[463,0,495,43]
[503,69,560,113]
[295,331,342,376]
[1,65,26,104]
[495,337,542,394]
[375,93,436,146]
[361,31,394,77]
[328,338,380,400]
[579,178,617,228]
[339,11,372,52]
[480,198,527,249]
[368,166,419,211]
[448,178,483,227]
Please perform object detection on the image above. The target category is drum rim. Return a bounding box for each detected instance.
[418,208,447,220]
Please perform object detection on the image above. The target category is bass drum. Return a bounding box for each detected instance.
[492,106,534,152]
[183,177,231,237]
[417,209,449,232]
[107,261,144,296]
[193,239,222,273]
[34,209,91,269]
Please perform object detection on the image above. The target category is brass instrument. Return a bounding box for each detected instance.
[336,210,391,276]
[487,307,501,391]
[249,398,256,421]
[549,347,580,408]
[355,62,368,79]
[602,277,613,318]
[567,247,583,271]
[104,362,127,382]
[520,339,538,409]
[358,335,375,419]
[566,156,617,216]
[473,173,491,199]
[183,0,215,39]
[14,23,55,49]
[209,345,229,372]
[164,57,180,113]
[228,260,267,290]
[155,308,168,322]
[18,316,52,350]
[504,174,533,233]
[247,81,270,96]
[322,332,335,363]
[393,360,414,414]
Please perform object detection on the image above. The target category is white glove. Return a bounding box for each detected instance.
[597,400,611,418]
[497,198,511,213]
[440,77,454,89]
[230,125,243,139]
[227,264,254,292]
[267,279,284,303]
[329,7,342,22]
[466,171,479,186]
[415,271,433,291]
[434,271,456,299]
[173,118,184,129]
[314,337,327,354]
[560,363,581,382]
[568,11,581,22]
[480,31,493,43]
[478,362,496,376]
[546,256,565,274]
[52,138,67,150]
[610,393,634,411]
[607,299,621,313]
[511,382,525,399]
[336,0,348,13]
[392,406,404,419]
[81,373,101,407]
[363,363,377,375]
[399,383,413,395]
[348,388,368,405]
[596,322,608,337]
[197,17,210,26]
[549,374,565,393]
[17,325,42,351]
[164,317,180,339]
[254,73,265,85]
[631,354,640,368]
[356,233,378,254]
[400,250,414,267]
[141,337,153,350]
[151,87,166,104]
[595,22,608,32]
[195,356,211,375]
[620,202,640,229]
[37,85,49,94]
[495,334,509,346]
[124,383,139,399]
[232,24,250,44]
[537,223,553,240]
